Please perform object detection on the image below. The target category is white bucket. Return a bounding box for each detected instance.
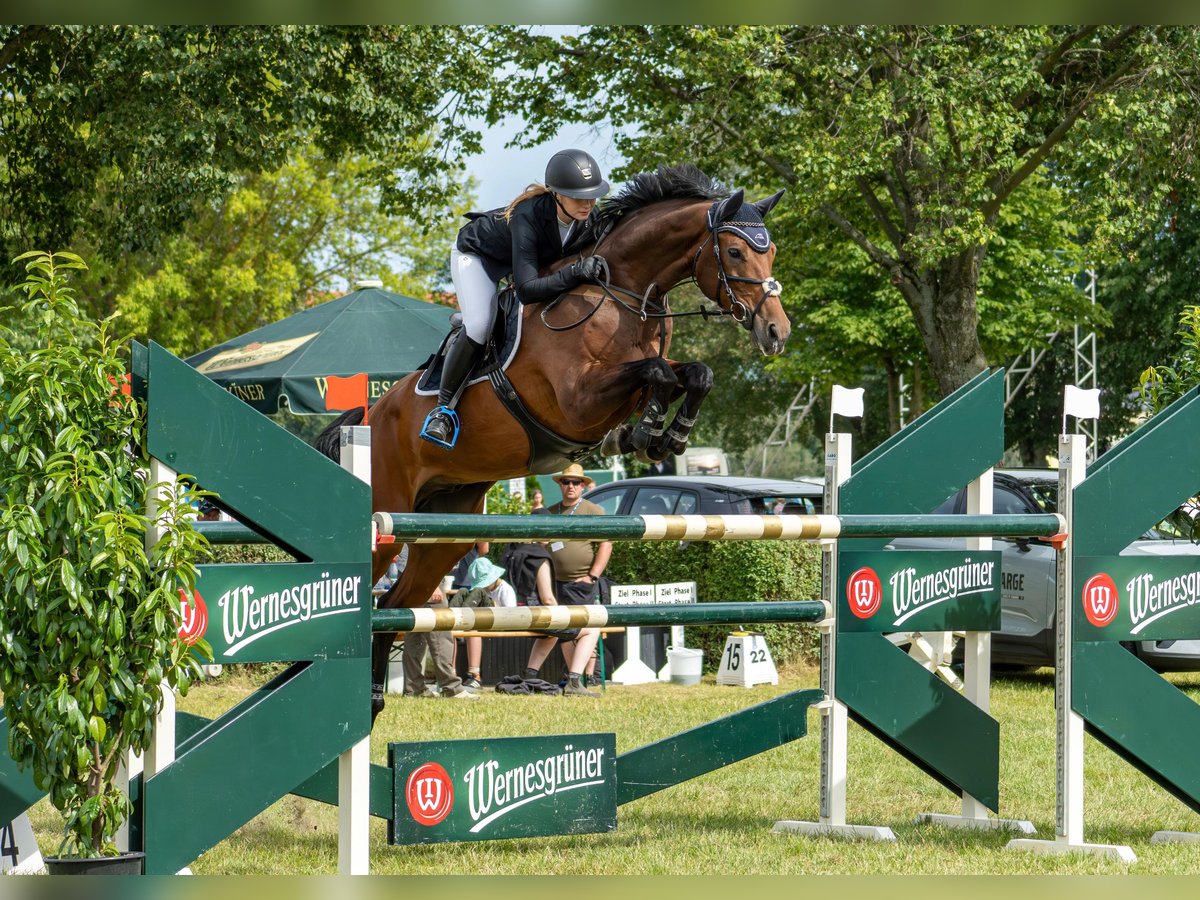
[667,647,703,686]
[386,646,405,694]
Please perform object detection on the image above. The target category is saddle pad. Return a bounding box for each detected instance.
[415,289,524,396]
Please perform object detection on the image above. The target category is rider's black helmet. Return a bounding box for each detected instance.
[545,149,610,200]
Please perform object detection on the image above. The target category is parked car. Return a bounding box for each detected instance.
[890,469,1200,672]
[582,474,824,517]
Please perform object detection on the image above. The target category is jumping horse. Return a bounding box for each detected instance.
[317,165,791,718]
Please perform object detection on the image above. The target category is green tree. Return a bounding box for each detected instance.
[105,148,471,357]
[0,252,209,857]
[0,25,493,263]
[491,26,1198,396]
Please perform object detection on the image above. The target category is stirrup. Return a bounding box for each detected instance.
[420,406,461,449]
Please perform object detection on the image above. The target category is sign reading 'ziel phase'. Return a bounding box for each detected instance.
[389,733,617,845]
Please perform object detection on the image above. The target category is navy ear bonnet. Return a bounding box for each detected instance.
[707,199,772,254]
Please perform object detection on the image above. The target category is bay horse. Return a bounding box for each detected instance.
[317,165,791,717]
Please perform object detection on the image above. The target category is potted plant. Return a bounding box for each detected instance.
[0,252,210,873]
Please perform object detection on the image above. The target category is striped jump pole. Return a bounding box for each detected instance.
[371,600,829,634]
[370,511,1065,546]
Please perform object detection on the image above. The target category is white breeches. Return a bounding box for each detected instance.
[450,246,499,343]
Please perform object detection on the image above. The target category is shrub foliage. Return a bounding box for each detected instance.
[605,539,823,670]
[0,252,209,856]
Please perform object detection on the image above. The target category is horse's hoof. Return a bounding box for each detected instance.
[600,429,624,457]
[665,432,690,457]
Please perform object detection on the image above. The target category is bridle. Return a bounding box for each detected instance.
[541,203,783,334]
[689,223,783,333]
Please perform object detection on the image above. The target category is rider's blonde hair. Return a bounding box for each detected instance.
[503,184,551,221]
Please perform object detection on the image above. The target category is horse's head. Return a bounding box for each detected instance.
[695,189,791,356]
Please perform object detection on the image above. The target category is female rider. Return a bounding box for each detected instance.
[420,148,610,447]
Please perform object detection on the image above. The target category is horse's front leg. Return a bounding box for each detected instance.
[650,360,713,459]
[597,358,679,457]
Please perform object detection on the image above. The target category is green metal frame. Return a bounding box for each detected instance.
[0,344,1041,860]
[836,368,1006,811]
[0,717,45,825]
[131,342,372,874]
[1071,384,1200,813]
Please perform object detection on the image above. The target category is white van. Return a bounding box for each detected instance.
[675,446,728,476]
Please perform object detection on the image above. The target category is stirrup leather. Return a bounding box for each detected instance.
[420,406,461,449]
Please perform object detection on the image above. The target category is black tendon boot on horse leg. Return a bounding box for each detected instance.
[421,330,485,448]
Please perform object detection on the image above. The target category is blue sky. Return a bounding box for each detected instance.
[463,120,629,211]
[459,26,630,211]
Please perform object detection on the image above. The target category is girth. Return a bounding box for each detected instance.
[487,365,597,475]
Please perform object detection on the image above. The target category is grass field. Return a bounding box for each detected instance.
[21,663,1200,874]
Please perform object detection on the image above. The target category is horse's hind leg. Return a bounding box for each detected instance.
[653,361,713,459]
[369,483,493,723]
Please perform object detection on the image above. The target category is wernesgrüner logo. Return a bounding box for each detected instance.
[1086,569,1200,633]
[462,743,607,834]
[1081,573,1119,628]
[406,762,454,826]
[888,558,996,625]
[847,559,996,625]
[846,567,882,619]
[219,572,362,656]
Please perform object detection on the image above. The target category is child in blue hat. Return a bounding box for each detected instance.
[451,556,517,690]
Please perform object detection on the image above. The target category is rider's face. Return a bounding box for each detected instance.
[556,194,596,222]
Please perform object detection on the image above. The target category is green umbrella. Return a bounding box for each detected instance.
[186,285,454,415]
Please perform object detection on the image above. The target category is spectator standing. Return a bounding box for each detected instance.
[522,464,610,696]
[401,585,479,701]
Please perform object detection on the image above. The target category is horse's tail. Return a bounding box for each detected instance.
[313,408,365,462]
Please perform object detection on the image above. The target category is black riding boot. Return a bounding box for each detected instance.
[420,332,485,447]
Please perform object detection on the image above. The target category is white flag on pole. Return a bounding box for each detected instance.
[1063,385,1101,420]
[1062,384,1100,435]
[830,384,865,434]
[831,385,865,418]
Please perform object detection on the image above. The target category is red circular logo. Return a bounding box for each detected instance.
[406,762,454,826]
[178,589,208,645]
[1081,573,1119,628]
[846,567,882,619]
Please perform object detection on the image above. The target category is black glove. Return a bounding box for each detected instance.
[572,255,607,283]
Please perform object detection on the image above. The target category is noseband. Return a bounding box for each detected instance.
[692,225,782,332]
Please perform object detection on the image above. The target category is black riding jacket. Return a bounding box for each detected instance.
[455,192,588,304]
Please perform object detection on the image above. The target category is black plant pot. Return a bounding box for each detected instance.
[44,851,145,875]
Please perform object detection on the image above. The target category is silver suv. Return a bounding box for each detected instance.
[889,469,1200,672]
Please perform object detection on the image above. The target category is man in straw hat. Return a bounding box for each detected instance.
[522,464,611,696]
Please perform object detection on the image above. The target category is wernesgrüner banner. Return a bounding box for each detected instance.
[838,550,1002,633]
[389,734,617,845]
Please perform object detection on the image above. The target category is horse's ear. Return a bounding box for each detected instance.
[713,190,745,224]
[752,189,785,220]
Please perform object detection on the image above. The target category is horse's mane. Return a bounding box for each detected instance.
[593,164,728,229]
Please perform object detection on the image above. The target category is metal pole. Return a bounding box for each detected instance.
[338,425,371,876]
[371,600,829,634]
[370,512,1065,544]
